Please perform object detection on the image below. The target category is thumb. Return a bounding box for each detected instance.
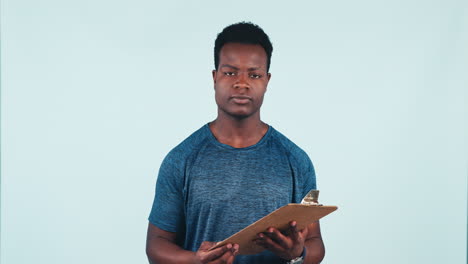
[299,225,309,240]
[199,241,218,251]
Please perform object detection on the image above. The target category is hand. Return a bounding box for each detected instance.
[253,221,307,260]
[195,241,239,264]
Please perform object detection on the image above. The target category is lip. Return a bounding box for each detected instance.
[230,95,252,104]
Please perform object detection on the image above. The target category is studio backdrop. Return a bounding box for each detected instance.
[1,0,467,263]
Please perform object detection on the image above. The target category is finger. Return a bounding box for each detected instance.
[299,224,309,239]
[264,227,291,249]
[215,254,234,264]
[199,241,218,251]
[217,247,237,264]
[289,221,300,242]
[255,232,286,253]
[224,244,239,264]
[204,244,232,262]
[232,244,239,255]
[226,254,235,264]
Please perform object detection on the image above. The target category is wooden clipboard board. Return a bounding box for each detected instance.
[209,204,338,255]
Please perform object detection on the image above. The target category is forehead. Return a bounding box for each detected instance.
[219,43,267,70]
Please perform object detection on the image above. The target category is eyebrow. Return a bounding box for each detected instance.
[219,64,239,70]
[219,64,263,71]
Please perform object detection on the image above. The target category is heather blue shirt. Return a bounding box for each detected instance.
[149,124,316,264]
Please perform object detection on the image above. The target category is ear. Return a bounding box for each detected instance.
[212,70,217,86]
[265,72,272,91]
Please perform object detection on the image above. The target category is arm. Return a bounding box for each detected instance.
[146,222,194,264]
[303,222,325,264]
[254,221,325,264]
[146,222,239,264]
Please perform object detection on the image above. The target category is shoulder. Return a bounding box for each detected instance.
[269,127,317,196]
[269,127,313,166]
[162,125,211,169]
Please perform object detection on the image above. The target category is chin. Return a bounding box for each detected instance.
[229,110,257,120]
[219,106,259,120]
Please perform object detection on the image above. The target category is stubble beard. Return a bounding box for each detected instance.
[217,102,263,121]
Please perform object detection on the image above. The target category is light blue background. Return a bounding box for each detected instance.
[1,0,467,263]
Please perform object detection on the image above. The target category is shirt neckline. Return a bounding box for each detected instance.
[204,123,273,150]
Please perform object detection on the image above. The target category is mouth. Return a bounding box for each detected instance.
[230,95,252,104]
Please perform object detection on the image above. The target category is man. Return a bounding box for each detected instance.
[146,22,325,264]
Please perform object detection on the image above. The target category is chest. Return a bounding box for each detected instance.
[184,148,294,211]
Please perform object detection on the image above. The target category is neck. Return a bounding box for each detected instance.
[209,112,268,148]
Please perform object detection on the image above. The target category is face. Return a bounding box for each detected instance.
[212,43,271,120]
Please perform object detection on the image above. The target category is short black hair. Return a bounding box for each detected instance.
[214,22,273,72]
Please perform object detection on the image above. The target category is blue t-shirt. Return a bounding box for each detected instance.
[149,124,316,264]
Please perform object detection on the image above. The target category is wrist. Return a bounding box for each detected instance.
[286,247,306,264]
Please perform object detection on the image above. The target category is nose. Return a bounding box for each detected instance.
[233,72,250,90]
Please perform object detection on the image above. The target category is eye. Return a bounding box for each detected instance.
[224,72,236,76]
[250,74,262,79]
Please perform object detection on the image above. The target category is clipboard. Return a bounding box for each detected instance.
[209,203,338,255]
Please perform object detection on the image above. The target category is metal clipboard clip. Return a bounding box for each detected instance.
[300,189,322,206]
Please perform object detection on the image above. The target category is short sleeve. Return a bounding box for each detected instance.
[148,153,185,233]
[301,156,317,198]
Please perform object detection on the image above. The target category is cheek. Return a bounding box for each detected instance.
[214,82,230,95]
[256,86,267,97]
[255,89,267,105]
[214,91,220,104]
[214,87,225,105]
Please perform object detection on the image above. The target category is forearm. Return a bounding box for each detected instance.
[303,237,325,264]
[146,236,196,264]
